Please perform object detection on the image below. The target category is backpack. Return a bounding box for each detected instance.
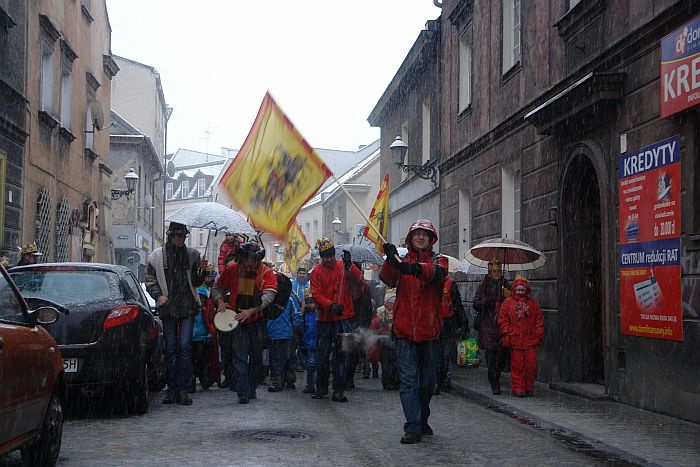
[263,272,293,320]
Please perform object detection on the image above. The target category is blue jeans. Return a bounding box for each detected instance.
[162,315,194,396]
[316,319,351,392]
[396,338,439,435]
[232,320,265,398]
[299,348,317,385]
[267,339,291,379]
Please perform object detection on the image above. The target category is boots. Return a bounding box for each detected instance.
[303,375,315,394]
[267,376,284,392]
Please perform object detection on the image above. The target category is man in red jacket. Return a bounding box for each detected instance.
[498,275,544,397]
[310,237,363,402]
[212,242,277,404]
[380,220,448,444]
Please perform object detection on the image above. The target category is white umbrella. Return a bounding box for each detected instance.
[465,237,546,271]
[165,202,257,236]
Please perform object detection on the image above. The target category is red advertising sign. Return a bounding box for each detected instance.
[618,136,683,341]
[660,15,700,118]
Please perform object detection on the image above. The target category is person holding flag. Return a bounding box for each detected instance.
[363,173,389,253]
[310,238,363,403]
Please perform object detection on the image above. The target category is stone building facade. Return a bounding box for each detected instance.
[22,0,117,263]
[0,1,27,261]
[436,0,700,421]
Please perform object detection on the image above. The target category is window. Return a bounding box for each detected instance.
[422,99,430,164]
[36,187,51,262]
[123,273,144,306]
[181,180,189,199]
[459,26,472,112]
[501,160,522,240]
[197,178,206,197]
[502,0,522,74]
[458,189,471,260]
[0,271,24,323]
[40,40,55,114]
[165,182,173,200]
[55,198,70,262]
[198,230,206,247]
[0,151,5,246]
[313,220,318,241]
[84,90,94,150]
[59,60,72,129]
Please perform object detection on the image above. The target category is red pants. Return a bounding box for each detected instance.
[510,347,538,394]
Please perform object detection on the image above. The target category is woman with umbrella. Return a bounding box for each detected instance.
[473,259,511,395]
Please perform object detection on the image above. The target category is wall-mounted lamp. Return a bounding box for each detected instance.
[273,242,281,253]
[389,135,438,185]
[548,206,558,226]
[111,167,139,200]
[331,216,342,232]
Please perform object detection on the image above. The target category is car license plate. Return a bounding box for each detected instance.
[63,358,79,373]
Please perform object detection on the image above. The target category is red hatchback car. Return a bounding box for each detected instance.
[0,265,64,466]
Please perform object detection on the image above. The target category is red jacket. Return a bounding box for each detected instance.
[217,241,237,273]
[214,263,277,323]
[498,279,544,349]
[310,259,363,322]
[441,277,455,319]
[379,220,448,342]
[367,314,391,361]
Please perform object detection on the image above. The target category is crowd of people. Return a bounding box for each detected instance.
[145,219,544,445]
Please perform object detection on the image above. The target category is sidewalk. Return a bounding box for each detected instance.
[449,366,699,466]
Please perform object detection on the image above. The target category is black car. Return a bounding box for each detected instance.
[9,263,166,414]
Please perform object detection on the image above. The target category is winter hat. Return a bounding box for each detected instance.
[239,242,265,262]
[487,259,502,272]
[167,222,190,236]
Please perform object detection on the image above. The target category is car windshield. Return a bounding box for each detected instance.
[11,270,113,305]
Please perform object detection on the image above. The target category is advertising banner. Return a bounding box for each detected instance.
[618,136,683,341]
[661,15,700,118]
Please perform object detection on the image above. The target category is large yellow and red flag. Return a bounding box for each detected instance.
[220,92,332,238]
[363,173,389,252]
[284,222,310,274]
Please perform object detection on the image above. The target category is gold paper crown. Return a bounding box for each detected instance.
[296,260,308,271]
[206,264,215,273]
[0,256,8,268]
[316,237,334,253]
[20,242,39,255]
[514,273,528,282]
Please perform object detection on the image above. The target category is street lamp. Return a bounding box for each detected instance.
[111,167,139,200]
[273,242,281,253]
[389,135,438,185]
[331,217,342,231]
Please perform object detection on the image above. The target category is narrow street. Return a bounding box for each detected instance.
[4,376,602,467]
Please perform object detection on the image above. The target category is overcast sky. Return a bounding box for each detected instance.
[106,1,441,156]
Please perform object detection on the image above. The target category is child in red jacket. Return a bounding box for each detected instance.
[498,275,544,397]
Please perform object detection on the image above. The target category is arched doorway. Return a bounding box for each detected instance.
[560,151,605,384]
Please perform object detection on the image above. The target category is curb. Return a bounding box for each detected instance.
[450,382,659,467]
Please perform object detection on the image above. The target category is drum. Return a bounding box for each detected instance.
[214,309,239,332]
[337,332,356,353]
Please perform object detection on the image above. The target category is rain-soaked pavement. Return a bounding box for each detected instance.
[1,374,605,467]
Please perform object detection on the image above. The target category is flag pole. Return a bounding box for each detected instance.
[331,174,386,244]
[331,174,402,263]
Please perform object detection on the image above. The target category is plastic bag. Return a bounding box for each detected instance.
[457,338,480,367]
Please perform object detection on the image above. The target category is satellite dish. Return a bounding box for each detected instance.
[91,101,105,131]
[166,160,176,178]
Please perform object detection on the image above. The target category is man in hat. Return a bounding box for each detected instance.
[309,237,363,402]
[212,242,277,404]
[381,219,448,444]
[498,274,544,397]
[16,242,43,267]
[145,222,208,405]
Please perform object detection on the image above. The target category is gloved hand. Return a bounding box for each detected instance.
[383,243,399,266]
[342,250,352,271]
[329,303,344,315]
[398,262,422,276]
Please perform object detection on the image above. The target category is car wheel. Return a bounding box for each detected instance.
[21,390,63,466]
[129,362,149,415]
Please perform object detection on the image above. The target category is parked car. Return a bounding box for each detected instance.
[0,265,65,465]
[9,263,166,414]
